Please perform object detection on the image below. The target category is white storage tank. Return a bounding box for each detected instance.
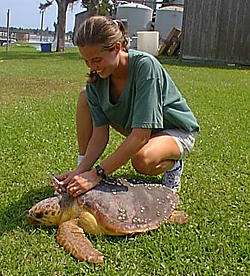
[116,3,153,37]
[137,31,159,56]
[124,0,157,10]
[155,6,184,43]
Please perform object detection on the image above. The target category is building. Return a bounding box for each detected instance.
[0,28,31,45]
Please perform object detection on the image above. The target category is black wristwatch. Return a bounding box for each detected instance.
[95,165,106,179]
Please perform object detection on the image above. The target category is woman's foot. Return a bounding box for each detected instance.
[162,160,183,192]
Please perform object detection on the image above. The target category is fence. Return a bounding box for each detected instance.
[181,0,250,65]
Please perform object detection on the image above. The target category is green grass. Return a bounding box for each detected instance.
[0,46,249,275]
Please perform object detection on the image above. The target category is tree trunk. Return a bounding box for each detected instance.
[55,0,69,52]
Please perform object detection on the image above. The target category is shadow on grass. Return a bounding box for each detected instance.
[158,55,250,70]
[0,48,81,61]
[0,186,53,236]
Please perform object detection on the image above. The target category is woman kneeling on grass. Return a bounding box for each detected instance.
[53,15,199,196]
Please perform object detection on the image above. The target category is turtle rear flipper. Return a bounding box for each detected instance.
[167,211,188,224]
[57,219,104,263]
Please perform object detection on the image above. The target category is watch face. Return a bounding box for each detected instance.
[98,167,104,175]
[96,165,106,178]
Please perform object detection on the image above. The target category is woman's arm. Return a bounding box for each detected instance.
[77,124,109,173]
[53,124,109,193]
[99,128,152,174]
[66,127,152,197]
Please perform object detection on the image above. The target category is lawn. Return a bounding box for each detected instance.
[0,46,249,275]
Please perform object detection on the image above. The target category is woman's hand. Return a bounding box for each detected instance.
[51,169,82,194]
[66,170,101,197]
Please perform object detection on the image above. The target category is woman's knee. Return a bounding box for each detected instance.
[131,148,176,175]
[131,150,156,175]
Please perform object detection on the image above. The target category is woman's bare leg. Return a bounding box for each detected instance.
[131,133,181,176]
[76,88,93,155]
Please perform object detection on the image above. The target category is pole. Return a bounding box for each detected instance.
[6,9,10,51]
[40,10,44,42]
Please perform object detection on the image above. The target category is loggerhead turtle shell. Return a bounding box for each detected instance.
[77,178,179,235]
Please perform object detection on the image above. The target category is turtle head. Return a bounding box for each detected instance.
[27,196,65,226]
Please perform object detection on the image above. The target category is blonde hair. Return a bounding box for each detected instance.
[75,16,129,83]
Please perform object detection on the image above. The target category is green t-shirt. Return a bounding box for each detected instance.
[86,50,199,133]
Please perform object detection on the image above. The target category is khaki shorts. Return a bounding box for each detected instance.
[160,129,197,159]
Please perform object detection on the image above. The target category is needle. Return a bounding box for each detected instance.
[47,171,66,192]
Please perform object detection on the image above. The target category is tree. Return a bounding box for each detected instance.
[81,0,114,16]
[54,0,79,52]
[40,0,79,52]
[81,0,99,15]
[98,0,114,16]
[40,0,114,52]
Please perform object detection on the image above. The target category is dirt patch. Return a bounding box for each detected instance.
[0,77,80,102]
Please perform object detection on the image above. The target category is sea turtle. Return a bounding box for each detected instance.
[27,178,188,263]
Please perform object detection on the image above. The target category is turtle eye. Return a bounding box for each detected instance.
[35,212,43,219]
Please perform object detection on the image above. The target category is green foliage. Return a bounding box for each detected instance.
[39,0,54,11]
[0,46,249,275]
[98,0,114,16]
[81,0,114,16]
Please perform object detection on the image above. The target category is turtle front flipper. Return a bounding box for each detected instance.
[57,219,104,263]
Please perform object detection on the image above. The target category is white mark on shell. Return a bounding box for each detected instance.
[118,208,125,213]
[118,215,126,221]
[117,207,127,221]
[132,217,137,223]
[132,216,145,225]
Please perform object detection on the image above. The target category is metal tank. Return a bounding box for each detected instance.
[124,0,157,10]
[116,3,153,37]
[155,6,184,42]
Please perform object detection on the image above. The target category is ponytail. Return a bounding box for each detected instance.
[113,19,129,51]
